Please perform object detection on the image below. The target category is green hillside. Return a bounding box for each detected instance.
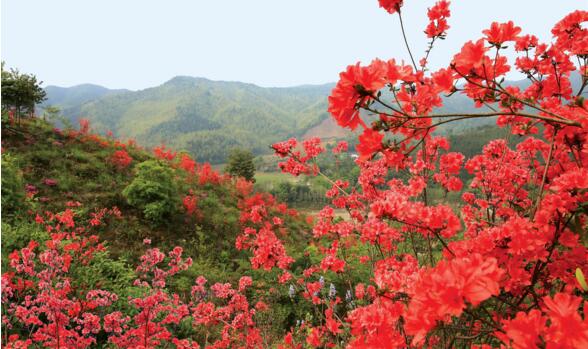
[43,84,128,111]
[2,117,318,342]
[44,73,579,164]
[43,77,333,163]
[1,119,310,284]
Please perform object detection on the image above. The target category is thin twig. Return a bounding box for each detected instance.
[532,132,557,217]
[397,10,418,71]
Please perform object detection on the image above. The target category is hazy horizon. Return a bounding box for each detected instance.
[42,75,338,92]
[3,0,587,90]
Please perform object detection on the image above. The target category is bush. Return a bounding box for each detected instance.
[1,152,27,218]
[122,160,180,223]
[1,222,49,256]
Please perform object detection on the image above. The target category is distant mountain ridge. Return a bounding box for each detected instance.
[43,84,129,110]
[41,77,335,163]
[42,73,582,163]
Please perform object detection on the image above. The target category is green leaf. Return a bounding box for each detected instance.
[576,268,588,291]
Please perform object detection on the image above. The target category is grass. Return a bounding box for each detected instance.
[254,171,300,190]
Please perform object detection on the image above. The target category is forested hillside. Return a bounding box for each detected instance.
[42,75,564,164]
[1,117,327,346]
[41,78,333,163]
[44,73,584,164]
[43,84,128,111]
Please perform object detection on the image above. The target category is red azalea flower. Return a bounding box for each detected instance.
[328,61,386,130]
[378,0,404,14]
[483,21,522,46]
[452,39,488,73]
[356,128,384,159]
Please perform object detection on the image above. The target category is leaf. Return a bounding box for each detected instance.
[576,268,588,291]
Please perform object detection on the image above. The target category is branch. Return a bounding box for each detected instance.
[454,67,577,123]
[365,92,581,127]
[532,133,557,217]
[397,10,418,72]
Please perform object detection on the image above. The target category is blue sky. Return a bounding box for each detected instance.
[2,0,587,90]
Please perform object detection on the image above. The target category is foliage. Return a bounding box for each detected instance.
[122,160,180,223]
[225,148,256,181]
[271,181,327,207]
[1,222,49,268]
[1,152,27,218]
[1,63,47,121]
[42,77,332,163]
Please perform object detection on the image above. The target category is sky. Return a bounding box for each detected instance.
[2,0,587,90]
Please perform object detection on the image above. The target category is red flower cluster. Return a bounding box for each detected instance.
[196,163,224,185]
[178,153,197,174]
[153,145,176,161]
[378,0,404,14]
[483,21,522,46]
[267,1,588,348]
[236,192,296,271]
[78,119,90,134]
[331,140,348,154]
[425,0,451,38]
[110,149,132,169]
[272,137,325,176]
[3,209,267,349]
[327,61,386,130]
[183,190,200,218]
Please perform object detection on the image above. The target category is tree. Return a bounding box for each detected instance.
[225,148,256,182]
[1,63,47,123]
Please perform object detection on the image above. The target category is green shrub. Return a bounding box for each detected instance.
[1,222,49,252]
[71,251,140,306]
[122,160,180,223]
[1,152,27,218]
[1,222,50,270]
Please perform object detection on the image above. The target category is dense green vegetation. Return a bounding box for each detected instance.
[41,77,333,163]
[225,148,256,181]
[0,119,310,286]
[39,75,541,164]
[447,124,521,158]
[2,63,47,122]
[1,152,27,216]
[122,160,181,223]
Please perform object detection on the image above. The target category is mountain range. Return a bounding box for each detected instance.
[43,74,579,163]
[42,77,338,163]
